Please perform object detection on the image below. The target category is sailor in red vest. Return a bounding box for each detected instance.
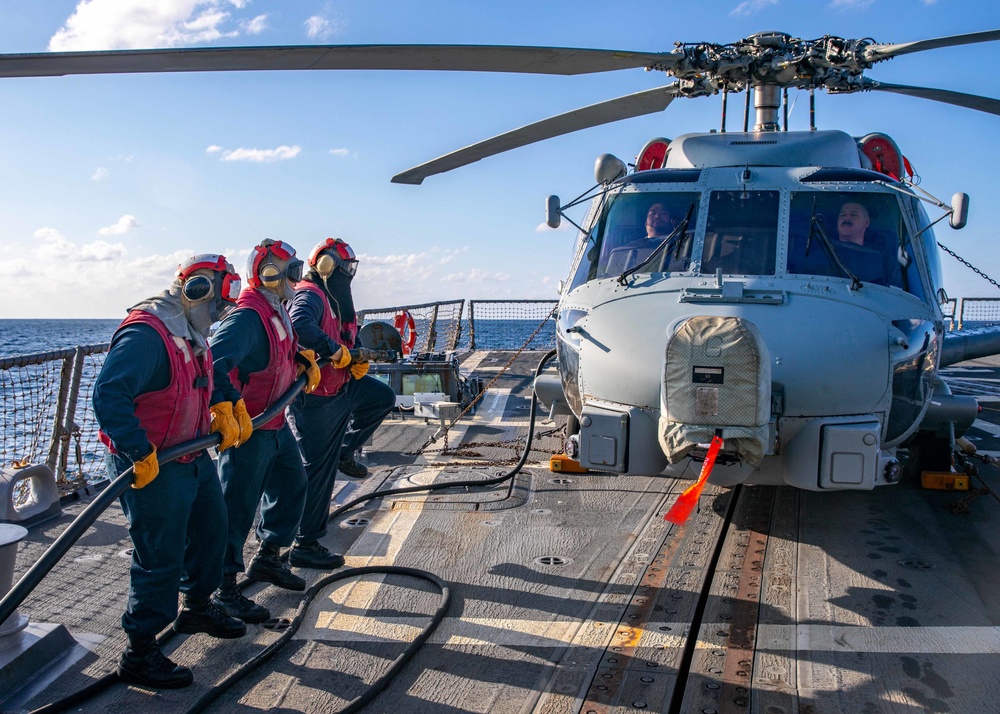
[287,238,395,567]
[93,254,248,689]
[208,240,322,623]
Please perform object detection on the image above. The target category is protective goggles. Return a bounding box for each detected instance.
[177,254,242,303]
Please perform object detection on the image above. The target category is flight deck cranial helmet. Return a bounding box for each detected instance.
[246,239,303,301]
[309,238,358,280]
[176,253,241,329]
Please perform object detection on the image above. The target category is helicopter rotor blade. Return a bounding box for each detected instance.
[864,29,1000,62]
[391,85,681,185]
[0,44,677,79]
[867,81,1000,117]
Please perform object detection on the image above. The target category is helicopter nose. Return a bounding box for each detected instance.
[659,314,771,468]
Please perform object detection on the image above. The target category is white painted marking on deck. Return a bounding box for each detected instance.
[971,419,1000,438]
[460,352,490,376]
[479,387,511,424]
[293,617,1000,654]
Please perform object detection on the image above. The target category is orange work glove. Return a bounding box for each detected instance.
[332,345,352,369]
[132,445,159,489]
[233,398,254,444]
[350,361,370,380]
[210,401,240,451]
[295,349,322,394]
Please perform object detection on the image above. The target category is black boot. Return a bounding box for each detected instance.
[247,541,307,591]
[117,633,193,689]
[338,452,369,478]
[289,540,345,569]
[173,595,247,638]
[213,574,270,624]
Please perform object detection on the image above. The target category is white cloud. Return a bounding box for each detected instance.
[98,214,140,236]
[91,166,110,181]
[329,148,356,159]
[242,14,267,34]
[829,0,874,8]
[211,145,302,162]
[49,0,262,51]
[305,14,345,41]
[440,268,512,285]
[81,240,128,260]
[535,220,573,233]
[729,0,778,15]
[206,145,223,154]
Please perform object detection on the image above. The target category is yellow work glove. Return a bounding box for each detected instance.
[332,345,352,369]
[132,445,159,489]
[295,349,322,394]
[234,398,254,444]
[210,401,240,451]
[350,361,370,380]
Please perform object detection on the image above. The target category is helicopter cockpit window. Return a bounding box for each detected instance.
[787,192,923,298]
[568,192,701,289]
[700,191,779,276]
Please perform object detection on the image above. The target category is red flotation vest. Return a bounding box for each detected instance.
[228,289,299,430]
[296,281,357,397]
[99,310,213,463]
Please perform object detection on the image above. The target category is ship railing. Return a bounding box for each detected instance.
[956,297,1000,330]
[357,300,465,353]
[1,299,559,497]
[0,344,110,500]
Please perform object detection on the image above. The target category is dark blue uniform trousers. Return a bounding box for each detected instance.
[217,423,306,577]
[111,450,226,639]
[288,376,396,543]
[342,375,397,455]
[287,390,353,544]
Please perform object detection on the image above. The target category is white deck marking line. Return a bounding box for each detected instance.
[296,618,1000,652]
[477,387,511,425]
[459,352,490,376]
[971,419,1000,438]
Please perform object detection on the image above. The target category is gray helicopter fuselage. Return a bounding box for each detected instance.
[553,129,948,491]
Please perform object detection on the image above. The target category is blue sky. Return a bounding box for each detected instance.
[0,0,998,317]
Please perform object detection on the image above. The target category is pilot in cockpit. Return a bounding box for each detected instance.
[787,197,902,288]
[599,201,691,277]
[645,202,677,239]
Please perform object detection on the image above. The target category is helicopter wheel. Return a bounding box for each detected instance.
[901,429,953,481]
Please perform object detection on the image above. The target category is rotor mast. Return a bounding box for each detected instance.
[753,84,782,132]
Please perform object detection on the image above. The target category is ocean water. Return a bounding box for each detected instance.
[0,319,119,360]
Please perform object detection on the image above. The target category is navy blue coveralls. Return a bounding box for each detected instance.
[287,284,395,544]
[209,307,307,577]
[93,323,227,639]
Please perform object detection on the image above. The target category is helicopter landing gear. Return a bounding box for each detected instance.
[902,428,954,481]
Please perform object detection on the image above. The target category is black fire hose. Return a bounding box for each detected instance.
[22,348,556,713]
[328,348,557,520]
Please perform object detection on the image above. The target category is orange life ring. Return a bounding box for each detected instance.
[393,311,417,355]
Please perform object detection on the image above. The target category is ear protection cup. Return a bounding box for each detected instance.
[259,263,282,288]
[315,253,336,279]
[182,275,214,302]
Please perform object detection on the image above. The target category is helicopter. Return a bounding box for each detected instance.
[3,28,1000,490]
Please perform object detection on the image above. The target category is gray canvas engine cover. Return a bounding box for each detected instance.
[660,315,771,466]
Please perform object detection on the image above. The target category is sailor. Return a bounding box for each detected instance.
[208,240,322,623]
[286,238,395,566]
[93,254,248,689]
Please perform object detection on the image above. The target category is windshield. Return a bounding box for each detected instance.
[701,191,779,275]
[787,191,924,297]
[568,191,700,289]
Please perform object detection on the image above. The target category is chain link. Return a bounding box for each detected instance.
[937,241,1000,291]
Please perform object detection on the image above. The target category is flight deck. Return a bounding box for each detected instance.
[3,351,998,714]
